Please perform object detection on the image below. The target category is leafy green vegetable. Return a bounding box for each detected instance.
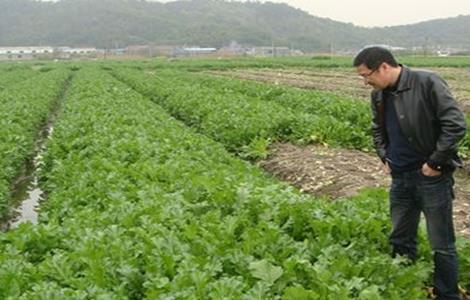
[249,260,283,285]
[0,68,70,217]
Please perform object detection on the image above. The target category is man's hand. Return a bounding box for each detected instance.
[383,161,391,174]
[421,163,442,177]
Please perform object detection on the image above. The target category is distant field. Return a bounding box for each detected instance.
[143,55,470,70]
[208,66,470,113]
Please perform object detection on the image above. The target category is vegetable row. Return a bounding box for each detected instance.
[114,67,470,157]
[0,68,70,217]
[111,68,372,157]
[0,65,39,92]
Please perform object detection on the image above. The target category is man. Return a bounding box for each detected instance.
[354,47,467,299]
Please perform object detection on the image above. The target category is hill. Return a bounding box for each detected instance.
[0,0,469,51]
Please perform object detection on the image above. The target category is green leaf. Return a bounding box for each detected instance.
[282,286,319,300]
[358,285,382,300]
[249,260,283,285]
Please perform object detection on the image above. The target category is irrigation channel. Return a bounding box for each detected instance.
[8,126,54,229]
[0,116,56,231]
[0,78,70,231]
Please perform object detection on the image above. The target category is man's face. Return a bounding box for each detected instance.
[356,63,388,90]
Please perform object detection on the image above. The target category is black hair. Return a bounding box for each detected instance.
[353,46,399,69]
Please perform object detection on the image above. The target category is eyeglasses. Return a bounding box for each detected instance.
[359,68,377,80]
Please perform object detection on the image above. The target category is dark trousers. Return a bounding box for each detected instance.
[389,169,460,300]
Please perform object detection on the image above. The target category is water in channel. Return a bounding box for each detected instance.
[2,124,54,231]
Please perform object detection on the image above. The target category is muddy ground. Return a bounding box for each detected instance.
[260,143,470,239]
[209,67,470,113]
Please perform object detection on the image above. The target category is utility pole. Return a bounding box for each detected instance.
[271,39,275,57]
[423,36,429,57]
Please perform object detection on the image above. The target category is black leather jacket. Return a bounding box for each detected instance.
[371,66,467,169]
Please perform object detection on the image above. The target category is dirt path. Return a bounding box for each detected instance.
[260,143,470,239]
[209,67,470,113]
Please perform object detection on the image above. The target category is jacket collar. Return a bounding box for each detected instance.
[373,64,411,102]
[395,64,412,93]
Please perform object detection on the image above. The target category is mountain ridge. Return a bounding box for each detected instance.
[0,0,469,51]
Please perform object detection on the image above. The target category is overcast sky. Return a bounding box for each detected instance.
[153,0,470,27]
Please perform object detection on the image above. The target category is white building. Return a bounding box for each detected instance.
[57,47,98,55]
[0,46,54,60]
[362,44,407,52]
[54,47,102,59]
[247,46,292,57]
[173,47,217,56]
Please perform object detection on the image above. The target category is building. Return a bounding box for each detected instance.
[173,47,217,57]
[246,46,292,57]
[126,45,176,57]
[55,47,100,59]
[0,46,54,60]
[437,50,450,57]
[0,46,102,60]
[362,44,407,52]
[216,41,249,56]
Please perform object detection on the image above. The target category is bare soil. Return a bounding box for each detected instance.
[260,143,470,239]
[209,67,470,113]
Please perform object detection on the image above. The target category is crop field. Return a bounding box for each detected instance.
[208,67,470,113]
[0,57,470,299]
